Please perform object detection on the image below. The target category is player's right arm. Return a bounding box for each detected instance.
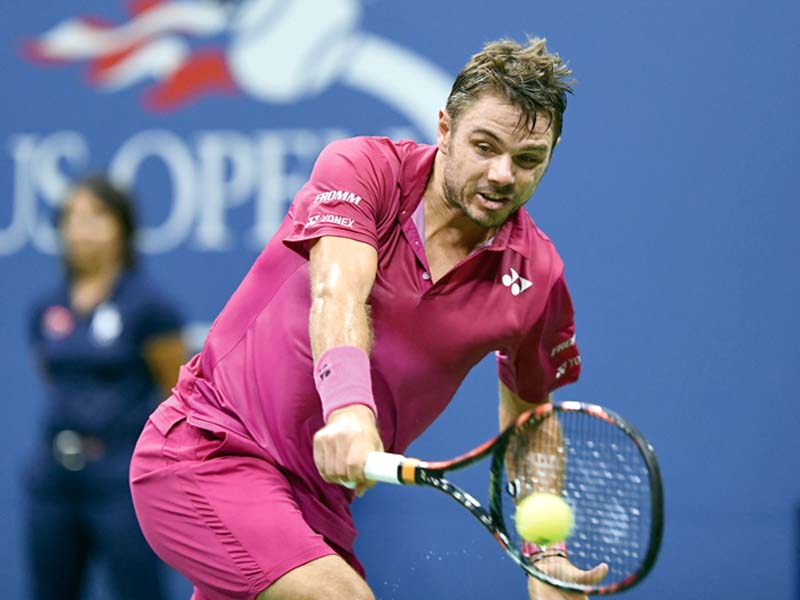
[309,236,383,492]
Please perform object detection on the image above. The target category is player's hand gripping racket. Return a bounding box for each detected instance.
[355,401,664,595]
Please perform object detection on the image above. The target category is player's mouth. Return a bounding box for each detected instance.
[477,192,512,210]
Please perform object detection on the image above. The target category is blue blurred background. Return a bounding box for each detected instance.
[2,0,798,598]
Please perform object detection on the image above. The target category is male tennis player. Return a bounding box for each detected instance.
[130,37,607,600]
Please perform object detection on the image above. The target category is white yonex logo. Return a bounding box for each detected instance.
[501,268,533,296]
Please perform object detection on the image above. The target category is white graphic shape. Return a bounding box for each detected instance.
[501,268,533,296]
[32,2,228,59]
[229,0,360,102]
[227,0,450,137]
[95,37,190,89]
[90,303,123,345]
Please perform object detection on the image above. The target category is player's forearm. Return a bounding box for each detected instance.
[309,288,372,359]
[308,237,383,476]
[527,414,565,495]
[309,292,371,360]
[499,383,565,496]
[308,237,377,361]
[498,381,545,429]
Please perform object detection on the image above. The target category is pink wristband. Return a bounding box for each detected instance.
[314,345,377,422]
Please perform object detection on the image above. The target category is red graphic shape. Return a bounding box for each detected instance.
[144,48,237,111]
[126,0,163,16]
[87,40,147,84]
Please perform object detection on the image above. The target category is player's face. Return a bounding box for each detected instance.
[60,188,125,274]
[438,94,557,229]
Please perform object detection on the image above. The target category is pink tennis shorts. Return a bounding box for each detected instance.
[129,399,362,600]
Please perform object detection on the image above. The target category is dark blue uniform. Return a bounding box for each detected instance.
[26,270,182,600]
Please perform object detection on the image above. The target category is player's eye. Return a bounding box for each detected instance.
[475,142,493,155]
[515,155,541,168]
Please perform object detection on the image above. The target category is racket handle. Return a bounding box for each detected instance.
[363,451,406,484]
[338,452,407,488]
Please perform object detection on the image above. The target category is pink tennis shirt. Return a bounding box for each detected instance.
[164,136,580,552]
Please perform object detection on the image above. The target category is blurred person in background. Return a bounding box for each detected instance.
[25,175,186,600]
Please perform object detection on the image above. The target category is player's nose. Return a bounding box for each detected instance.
[487,154,514,188]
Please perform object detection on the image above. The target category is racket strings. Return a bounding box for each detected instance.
[500,411,653,586]
[506,426,564,497]
[562,412,649,578]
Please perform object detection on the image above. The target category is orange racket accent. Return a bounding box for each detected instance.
[400,459,421,484]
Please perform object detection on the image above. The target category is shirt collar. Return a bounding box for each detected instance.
[398,143,437,218]
[488,207,532,258]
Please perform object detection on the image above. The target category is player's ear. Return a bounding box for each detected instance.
[437,109,451,154]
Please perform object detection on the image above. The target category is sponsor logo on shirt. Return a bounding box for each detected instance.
[554,356,581,380]
[314,190,362,206]
[550,335,576,357]
[306,214,356,228]
[42,305,74,339]
[501,268,533,296]
[551,335,579,380]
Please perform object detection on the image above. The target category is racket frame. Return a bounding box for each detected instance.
[362,401,664,595]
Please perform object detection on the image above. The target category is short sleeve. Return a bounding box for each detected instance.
[496,275,581,403]
[283,137,389,256]
[135,293,184,343]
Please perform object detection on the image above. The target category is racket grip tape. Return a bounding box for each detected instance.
[339,452,410,488]
[363,452,407,484]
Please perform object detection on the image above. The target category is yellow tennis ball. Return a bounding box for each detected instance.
[515,493,574,545]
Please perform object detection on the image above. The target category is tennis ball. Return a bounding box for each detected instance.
[515,493,574,546]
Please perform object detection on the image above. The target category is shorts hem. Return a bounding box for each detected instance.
[178,466,340,598]
[253,546,339,596]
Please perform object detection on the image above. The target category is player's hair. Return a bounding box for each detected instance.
[57,175,138,274]
[446,37,575,143]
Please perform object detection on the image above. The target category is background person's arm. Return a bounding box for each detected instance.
[143,333,187,398]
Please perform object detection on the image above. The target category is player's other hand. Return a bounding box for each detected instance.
[313,404,383,495]
[527,556,608,600]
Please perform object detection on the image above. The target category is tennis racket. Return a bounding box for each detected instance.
[359,401,664,595]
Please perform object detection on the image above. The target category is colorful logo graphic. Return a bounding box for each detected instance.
[24,0,452,135]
